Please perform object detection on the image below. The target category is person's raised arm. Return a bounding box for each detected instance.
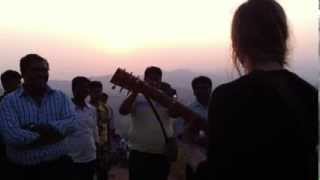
[119,93,137,115]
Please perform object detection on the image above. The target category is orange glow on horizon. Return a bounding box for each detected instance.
[0,0,317,81]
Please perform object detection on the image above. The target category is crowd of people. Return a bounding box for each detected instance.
[0,0,318,180]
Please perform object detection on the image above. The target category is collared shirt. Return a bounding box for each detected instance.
[188,100,208,138]
[188,101,208,121]
[67,102,98,163]
[174,101,208,137]
[128,94,174,154]
[0,86,76,165]
[182,101,208,169]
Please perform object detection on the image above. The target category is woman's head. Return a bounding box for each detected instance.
[231,0,289,72]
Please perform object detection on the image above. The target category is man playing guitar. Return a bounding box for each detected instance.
[118,66,178,180]
[110,67,209,180]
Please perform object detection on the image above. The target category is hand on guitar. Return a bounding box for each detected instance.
[167,98,180,118]
[119,92,138,115]
[130,79,145,94]
[182,118,208,145]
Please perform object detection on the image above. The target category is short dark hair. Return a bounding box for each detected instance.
[1,70,21,84]
[72,76,90,91]
[144,66,162,78]
[89,81,103,89]
[192,76,212,89]
[20,54,49,73]
[231,0,288,72]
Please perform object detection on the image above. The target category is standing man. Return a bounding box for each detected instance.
[119,66,176,180]
[182,76,212,180]
[68,76,98,180]
[101,92,125,160]
[89,81,113,180]
[101,92,116,144]
[0,54,76,180]
[0,70,22,178]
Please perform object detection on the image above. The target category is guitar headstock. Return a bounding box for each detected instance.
[110,68,141,93]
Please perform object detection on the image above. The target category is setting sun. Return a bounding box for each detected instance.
[0,0,241,53]
[0,0,317,82]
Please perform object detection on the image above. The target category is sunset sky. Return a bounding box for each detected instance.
[0,0,317,84]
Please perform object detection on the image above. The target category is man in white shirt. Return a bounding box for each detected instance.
[68,76,98,180]
[119,66,177,180]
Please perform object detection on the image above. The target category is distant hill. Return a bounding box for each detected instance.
[48,69,228,103]
[47,69,228,135]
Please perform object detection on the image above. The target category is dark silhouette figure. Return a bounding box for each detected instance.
[0,70,21,100]
[0,54,76,180]
[100,92,116,142]
[69,76,97,180]
[89,81,113,180]
[160,81,177,98]
[0,70,22,178]
[89,81,104,107]
[183,76,212,180]
[191,76,212,108]
[72,76,91,108]
[101,92,109,104]
[206,1,318,180]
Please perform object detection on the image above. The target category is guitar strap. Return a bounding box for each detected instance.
[143,95,169,143]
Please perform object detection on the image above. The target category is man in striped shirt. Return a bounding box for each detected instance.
[0,54,76,180]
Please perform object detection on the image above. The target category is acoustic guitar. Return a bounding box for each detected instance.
[110,68,208,134]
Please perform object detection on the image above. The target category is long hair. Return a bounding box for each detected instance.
[231,0,289,74]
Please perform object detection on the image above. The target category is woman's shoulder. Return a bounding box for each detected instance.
[210,80,242,105]
[211,74,252,98]
[211,70,285,100]
[212,69,317,101]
